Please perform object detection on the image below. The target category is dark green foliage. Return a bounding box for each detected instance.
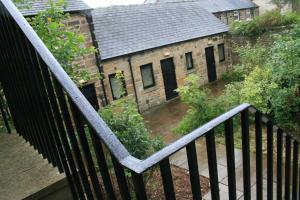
[28,0,97,85]
[230,10,300,37]
[174,75,227,134]
[99,98,164,159]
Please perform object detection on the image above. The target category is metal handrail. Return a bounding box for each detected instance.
[2,0,299,176]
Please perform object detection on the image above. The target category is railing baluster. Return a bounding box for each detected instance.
[70,102,104,200]
[42,68,84,199]
[267,121,273,200]
[292,141,298,200]
[89,127,116,200]
[285,135,291,200]
[111,155,131,200]
[277,128,283,200]
[160,158,176,200]
[0,94,11,133]
[206,130,220,200]
[241,110,251,200]
[187,140,202,200]
[54,81,94,199]
[131,172,148,200]
[255,112,263,200]
[225,118,237,200]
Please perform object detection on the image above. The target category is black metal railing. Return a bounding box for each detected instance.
[0,0,299,199]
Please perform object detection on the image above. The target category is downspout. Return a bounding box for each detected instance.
[128,56,140,113]
[85,12,109,106]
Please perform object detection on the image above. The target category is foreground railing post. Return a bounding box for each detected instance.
[0,94,10,133]
[255,112,263,200]
[285,136,291,200]
[277,129,283,200]
[89,128,116,200]
[267,121,274,200]
[241,110,251,200]
[160,158,176,200]
[225,118,237,200]
[131,172,148,200]
[187,140,202,200]
[111,156,131,200]
[292,141,298,199]
[206,130,220,200]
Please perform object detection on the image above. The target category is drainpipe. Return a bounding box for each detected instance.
[128,56,140,113]
[86,12,108,106]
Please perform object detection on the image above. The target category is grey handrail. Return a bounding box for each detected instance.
[2,0,298,175]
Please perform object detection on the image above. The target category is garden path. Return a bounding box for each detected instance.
[143,97,279,199]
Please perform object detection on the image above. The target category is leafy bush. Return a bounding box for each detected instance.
[28,0,97,85]
[227,26,300,130]
[174,75,226,135]
[230,10,300,37]
[99,97,164,159]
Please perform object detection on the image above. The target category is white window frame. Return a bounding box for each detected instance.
[233,10,240,21]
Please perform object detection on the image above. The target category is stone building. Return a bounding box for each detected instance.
[92,2,230,112]
[144,0,259,24]
[20,0,105,108]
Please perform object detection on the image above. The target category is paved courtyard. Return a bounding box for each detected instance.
[143,98,282,200]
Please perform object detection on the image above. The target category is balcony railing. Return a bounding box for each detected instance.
[0,0,299,199]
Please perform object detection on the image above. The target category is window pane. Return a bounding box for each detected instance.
[218,44,225,62]
[141,64,155,88]
[109,74,126,99]
[186,52,193,70]
[234,10,240,21]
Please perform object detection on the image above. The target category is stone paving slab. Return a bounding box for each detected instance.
[0,133,65,200]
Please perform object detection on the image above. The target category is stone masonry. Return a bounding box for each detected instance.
[102,34,231,112]
[66,13,103,106]
[214,7,260,24]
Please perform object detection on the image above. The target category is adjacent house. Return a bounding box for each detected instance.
[144,0,259,24]
[20,0,105,108]
[92,2,230,112]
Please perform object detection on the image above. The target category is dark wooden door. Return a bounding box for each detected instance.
[160,58,178,100]
[205,47,217,82]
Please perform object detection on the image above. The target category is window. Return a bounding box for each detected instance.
[246,10,252,20]
[251,9,255,18]
[109,72,127,100]
[218,44,225,62]
[233,10,240,21]
[185,52,194,70]
[140,63,155,89]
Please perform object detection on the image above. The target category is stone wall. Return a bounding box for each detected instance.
[102,34,231,112]
[66,13,103,106]
[214,7,260,24]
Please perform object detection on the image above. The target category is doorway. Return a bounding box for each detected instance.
[205,47,217,82]
[160,58,178,100]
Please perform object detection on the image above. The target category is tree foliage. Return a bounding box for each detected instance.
[227,25,300,130]
[28,0,97,85]
[177,24,300,134]
[99,98,164,159]
[230,10,300,37]
[99,73,164,159]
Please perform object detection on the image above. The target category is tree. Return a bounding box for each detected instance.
[28,0,97,85]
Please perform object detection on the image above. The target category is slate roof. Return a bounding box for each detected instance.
[144,0,258,13]
[92,2,229,60]
[20,0,90,16]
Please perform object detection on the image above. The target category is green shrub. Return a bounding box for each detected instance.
[174,75,226,135]
[28,0,97,85]
[99,98,164,159]
[230,10,300,37]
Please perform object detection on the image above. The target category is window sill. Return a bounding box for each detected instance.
[142,86,157,94]
[187,68,196,75]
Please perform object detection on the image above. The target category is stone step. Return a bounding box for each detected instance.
[0,133,67,200]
